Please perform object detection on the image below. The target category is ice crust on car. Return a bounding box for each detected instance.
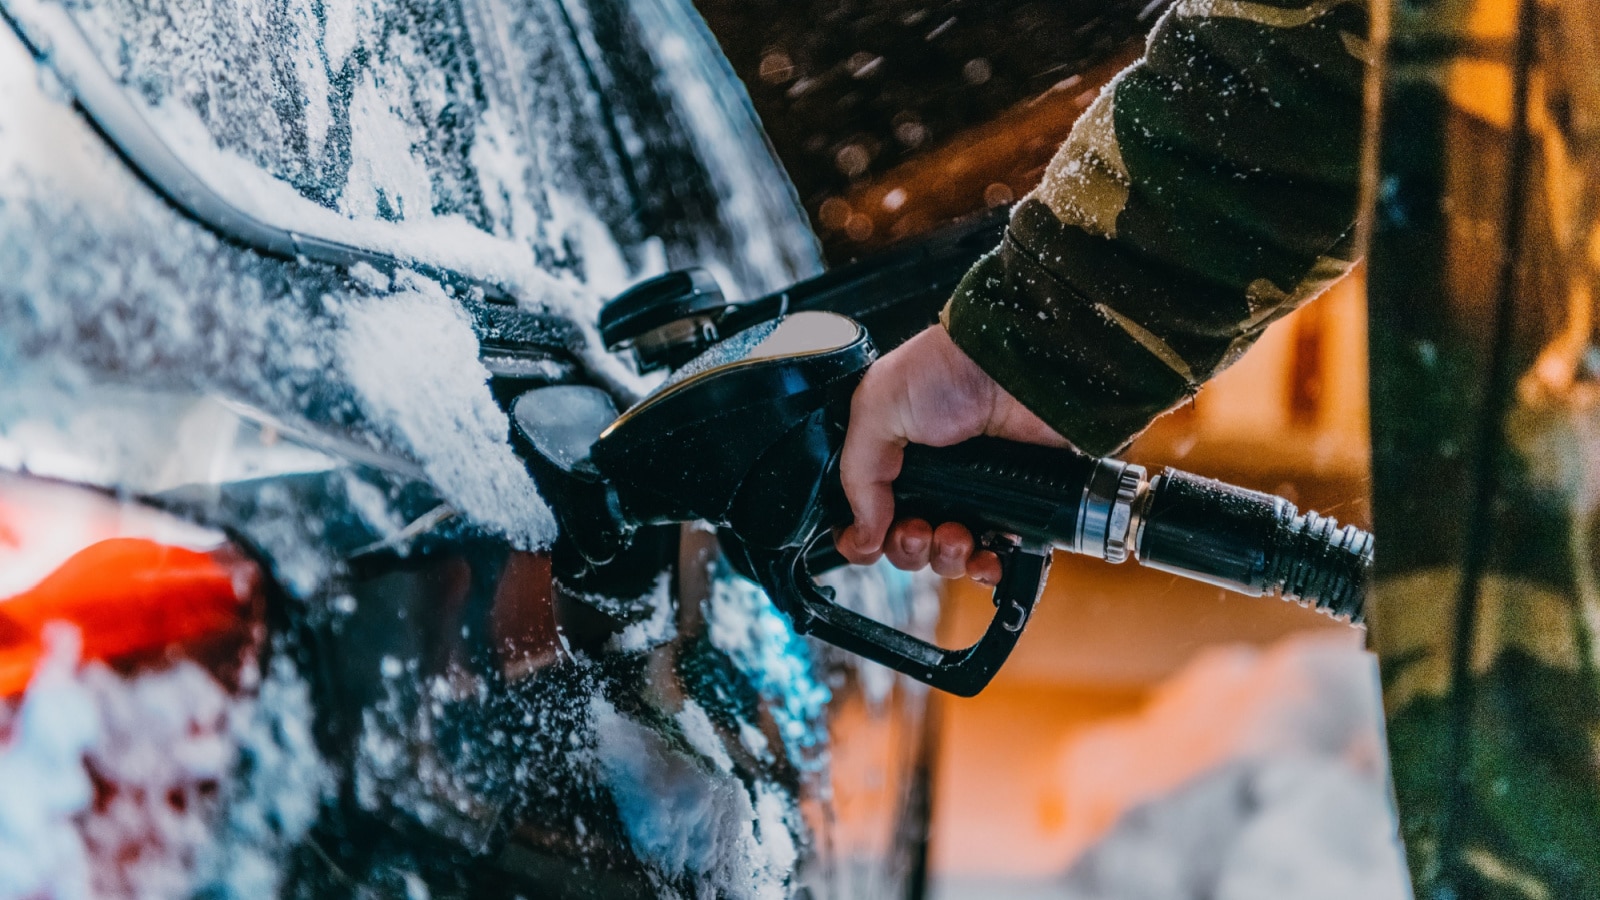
[705,570,831,766]
[0,0,820,545]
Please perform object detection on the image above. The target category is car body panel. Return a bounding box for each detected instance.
[0,0,937,895]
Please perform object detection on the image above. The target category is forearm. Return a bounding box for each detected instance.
[944,0,1369,456]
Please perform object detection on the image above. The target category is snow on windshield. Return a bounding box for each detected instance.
[56,0,817,295]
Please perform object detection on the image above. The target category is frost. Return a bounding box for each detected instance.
[705,572,830,765]
[341,70,437,223]
[676,699,734,773]
[738,720,772,762]
[609,572,678,652]
[0,626,97,900]
[196,654,331,899]
[662,319,778,388]
[79,657,328,900]
[341,470,406,539]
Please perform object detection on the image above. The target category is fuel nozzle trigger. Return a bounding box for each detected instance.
[735,529,1052,697]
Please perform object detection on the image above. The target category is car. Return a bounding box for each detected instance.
[0,0,952,895]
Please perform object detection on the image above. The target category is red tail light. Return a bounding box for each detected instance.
[0,475,263,697]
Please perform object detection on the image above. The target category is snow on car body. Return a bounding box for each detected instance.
[0,0,934,895]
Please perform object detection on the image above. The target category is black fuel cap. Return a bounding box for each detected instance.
[598,268,728,354]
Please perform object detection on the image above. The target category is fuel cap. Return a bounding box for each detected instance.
[598,268,729,371]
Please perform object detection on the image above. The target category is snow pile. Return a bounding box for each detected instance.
[339,279,556,549]
[1050,634,1409,899]
[609,572,678,652]
[0,626,98,900]
[592,695,798,900]
[195,655,329,898]
[0,627,328,900]
[77,661,237,899]
[1057,758,1406,900]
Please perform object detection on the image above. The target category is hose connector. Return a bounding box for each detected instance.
[1074,459,1147,563]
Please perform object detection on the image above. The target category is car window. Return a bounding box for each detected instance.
[56,0,819,298]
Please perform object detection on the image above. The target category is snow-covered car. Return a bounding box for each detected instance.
[0,0,946,895]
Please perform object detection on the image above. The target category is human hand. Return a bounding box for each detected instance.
[836,324,1067,585]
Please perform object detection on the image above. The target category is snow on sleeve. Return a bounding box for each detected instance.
[338,277,556,550]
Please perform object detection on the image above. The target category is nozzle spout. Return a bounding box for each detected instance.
[1133,469,1371,622]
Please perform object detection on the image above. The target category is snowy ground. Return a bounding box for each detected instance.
[933,635,1412,900]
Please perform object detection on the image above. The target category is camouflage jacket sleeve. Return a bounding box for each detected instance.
[942,0,1369,456]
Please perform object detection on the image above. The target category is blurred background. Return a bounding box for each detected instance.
[693,1,1396,896]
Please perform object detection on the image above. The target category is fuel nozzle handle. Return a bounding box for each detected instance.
[891,440,1371,623]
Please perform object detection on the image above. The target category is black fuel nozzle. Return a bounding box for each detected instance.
[513,307,1371,696]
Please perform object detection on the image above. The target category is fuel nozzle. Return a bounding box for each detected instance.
[514,307,1373,696]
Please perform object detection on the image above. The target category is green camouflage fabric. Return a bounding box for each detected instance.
[1369,0,1600,895]
[942,0,1368,456]
[942,0,1600,895]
